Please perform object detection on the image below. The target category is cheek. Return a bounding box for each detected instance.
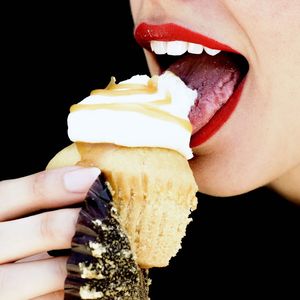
[190,74,300,197]
[190,136,272,197]
[129,0,142,22]
[189,2,300,196]
[190,138,277,197]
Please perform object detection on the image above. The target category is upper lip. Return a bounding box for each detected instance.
[134,22,240,54]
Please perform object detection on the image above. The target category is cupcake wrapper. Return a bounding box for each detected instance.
[64,175,149,300]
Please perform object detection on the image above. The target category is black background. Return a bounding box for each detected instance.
[1,2,148,179]
[1,2,299,299]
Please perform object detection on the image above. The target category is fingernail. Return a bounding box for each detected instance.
[63,167,100,193]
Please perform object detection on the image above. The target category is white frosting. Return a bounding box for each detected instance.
[67,71,196,159]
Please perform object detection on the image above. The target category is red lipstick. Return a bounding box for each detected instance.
[135,23,239,54]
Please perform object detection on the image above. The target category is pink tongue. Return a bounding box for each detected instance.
[167,52,246,133]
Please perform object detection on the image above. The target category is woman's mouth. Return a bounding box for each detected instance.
[134,23,249,148]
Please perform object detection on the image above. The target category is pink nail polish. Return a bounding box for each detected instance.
[63,167,100,193]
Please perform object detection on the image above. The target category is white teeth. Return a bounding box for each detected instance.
[150,40,167,54]
[204,47,221,56]
[166,41,188,55]
[151,40,221,56]
[188,42,204,54]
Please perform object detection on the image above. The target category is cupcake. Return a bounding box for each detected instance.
[48,71,198,268]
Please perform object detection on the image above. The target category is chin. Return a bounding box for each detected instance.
[189,140,272,197]
[191,162,261,197]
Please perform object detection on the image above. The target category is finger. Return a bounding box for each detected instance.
[30,290,64,300]
[16,252,52,263]
[0,166,100,221]
[0,209,79,264]
[0,257,67,300]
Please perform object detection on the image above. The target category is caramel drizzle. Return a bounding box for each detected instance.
[70,76,192,132]
[91,76,159,96]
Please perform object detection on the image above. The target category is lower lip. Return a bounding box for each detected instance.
[190,77,247,148]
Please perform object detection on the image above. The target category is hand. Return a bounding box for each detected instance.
[0,166,100,300]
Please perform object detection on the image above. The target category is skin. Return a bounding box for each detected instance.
[0,1,299,299]
[0,167,100,299]
[130,0,300,202]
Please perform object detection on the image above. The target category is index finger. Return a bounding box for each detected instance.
[0,166,100,221]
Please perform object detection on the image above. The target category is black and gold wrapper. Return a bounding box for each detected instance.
[64,175,150,300]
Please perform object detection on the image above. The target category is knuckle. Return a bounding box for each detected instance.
[32,171,48,203]
[40,211,58,243]
[40,209,77,246]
